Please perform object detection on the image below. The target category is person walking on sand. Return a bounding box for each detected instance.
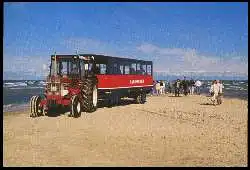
[182,77,189,96]
[190,79,195,95]
[195,79,202,95]
[159,81,164,95]
[151,80,157,96]
[217,80,223,105]
[174,79,181,97]
[169,81,173,94]
[209,80,221,105]
[155,81,161,96]
[161,81,166,95]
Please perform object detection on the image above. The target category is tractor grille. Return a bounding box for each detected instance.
[47,99,57,106]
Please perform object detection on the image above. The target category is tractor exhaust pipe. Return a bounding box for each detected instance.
[54,52,57,76]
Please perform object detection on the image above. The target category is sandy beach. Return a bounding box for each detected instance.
[3,94,248,167]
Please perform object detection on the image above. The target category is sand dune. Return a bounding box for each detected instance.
[3,95,248,167]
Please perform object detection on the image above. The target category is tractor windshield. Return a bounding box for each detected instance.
[50,59,81,77]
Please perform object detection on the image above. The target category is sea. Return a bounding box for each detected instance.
[3,80,248,113]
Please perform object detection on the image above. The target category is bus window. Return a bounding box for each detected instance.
[147,65,152,75]
[119,65,124,74]
[95,64,100,74]
[89,63,93,72]
[142,64,147,75]
[100,64,107,74]
[113,63,118,74]
[124,65,130,75]
[130,63,136,74]
[136,63,141,74]
[80,60,85,78]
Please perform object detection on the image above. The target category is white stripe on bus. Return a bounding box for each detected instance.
[98,85,153,90]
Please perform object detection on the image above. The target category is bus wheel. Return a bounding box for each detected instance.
[107,94,114,107]
[135,94,142,104]
[70,95,81,118]
[113,93,120,106]
[141,93,146,104]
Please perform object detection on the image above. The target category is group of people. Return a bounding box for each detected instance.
[150,77,224,106]
[172,77,203,97]
[152,80,166,96]
[151,77,203,97]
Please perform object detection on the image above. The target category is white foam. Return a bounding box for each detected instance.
[9,86,44,90]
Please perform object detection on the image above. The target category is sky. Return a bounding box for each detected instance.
[3,2,248,80]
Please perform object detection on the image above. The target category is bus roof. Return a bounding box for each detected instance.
[51,54,152,64]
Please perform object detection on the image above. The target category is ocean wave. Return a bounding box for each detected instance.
[4,80,46,89]
[9,87,44,90]
[26,81,36,85]
[4,82,28,87]
[3,103,30,113]
[3,104,13,108]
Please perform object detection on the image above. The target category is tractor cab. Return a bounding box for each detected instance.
[49,55,97,79]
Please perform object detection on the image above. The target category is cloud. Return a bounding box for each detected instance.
[3,55,50,79]
[136,43,248,76]
[4,38,248,80]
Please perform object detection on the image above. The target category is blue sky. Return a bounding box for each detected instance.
[3,2,248,79]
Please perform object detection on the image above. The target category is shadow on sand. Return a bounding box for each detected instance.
[168,95,183,97]
[45,98,137,117]
[200,103,215,106]
[46,107,66,117]
[97,98,136,109]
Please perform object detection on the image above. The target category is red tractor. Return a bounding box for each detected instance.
[30,54,153,118]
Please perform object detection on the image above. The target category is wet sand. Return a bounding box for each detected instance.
[3,94,248,167]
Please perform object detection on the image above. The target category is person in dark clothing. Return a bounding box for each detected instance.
[189,79,195,95]
[182,77,189,96]
[174,79,181,96]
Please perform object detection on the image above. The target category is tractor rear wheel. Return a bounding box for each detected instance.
[81,78,98,113]
[70,95,82,118]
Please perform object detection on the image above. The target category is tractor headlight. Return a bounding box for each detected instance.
[62,90,69,96]
[51,86,57,91]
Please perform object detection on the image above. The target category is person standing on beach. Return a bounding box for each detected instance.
[159,81,164,95]
[151,80,157,96]
[182,77,189,96]
[217,80,223,104]
[169,81,173,94]
[155,81,161,96]
[174,79,181,96]
[189,79,195,95]
[195,79,202,95]
[161,81,166,95]
[209,80,221,105]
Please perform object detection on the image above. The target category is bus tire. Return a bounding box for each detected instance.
[135,94,142,104]
[81,78,98,113]
[141,93,146,104]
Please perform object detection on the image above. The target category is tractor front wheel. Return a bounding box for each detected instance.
[30,95,42,117]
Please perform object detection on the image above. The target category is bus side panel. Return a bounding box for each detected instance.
[96,75,153,89]
[97,87,153,100]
